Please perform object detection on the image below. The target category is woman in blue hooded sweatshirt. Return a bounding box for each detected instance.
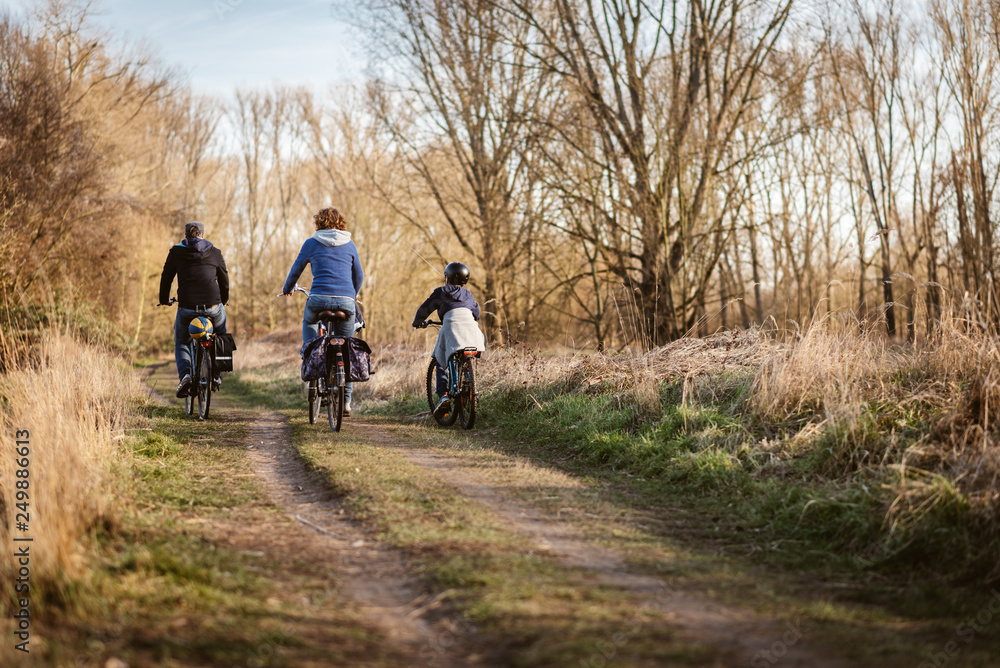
[282,207,364,414]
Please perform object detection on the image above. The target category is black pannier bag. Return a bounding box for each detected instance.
[213,333,238,372]
[345,337,373,382]
[300,335,330,381]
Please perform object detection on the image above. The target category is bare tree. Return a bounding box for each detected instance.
[932,0,1000,326]
[366,0,556,341]
[230,87,305,334]
[0,1,170,309]
[507,0,792,345]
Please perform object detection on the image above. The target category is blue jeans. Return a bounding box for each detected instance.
[303,295,355,403]
[175,305,227,379]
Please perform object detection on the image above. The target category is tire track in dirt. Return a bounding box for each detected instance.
[142,361,482,666]
[246,412,484,668]
[366,423,859,668]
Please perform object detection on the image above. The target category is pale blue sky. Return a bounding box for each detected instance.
[2,0,368,94]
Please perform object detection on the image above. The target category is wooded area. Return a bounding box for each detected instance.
[2,0,999,351]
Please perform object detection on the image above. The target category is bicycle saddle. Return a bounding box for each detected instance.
[318,309,349,322]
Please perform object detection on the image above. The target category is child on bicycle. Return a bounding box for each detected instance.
[412,262,486,418]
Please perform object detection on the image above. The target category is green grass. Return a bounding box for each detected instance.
[15,372,407,667]
[472,375,997,588]
[225,364,303,411]
[358,372,1000,666]
[191,354,1000,666]
[290,417,722,666]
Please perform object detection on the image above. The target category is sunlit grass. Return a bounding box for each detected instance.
[0,334,145,607]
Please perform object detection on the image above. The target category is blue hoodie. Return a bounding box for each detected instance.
[283,229,364,297]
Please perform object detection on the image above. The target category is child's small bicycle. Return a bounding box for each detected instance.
[418,320,480,429]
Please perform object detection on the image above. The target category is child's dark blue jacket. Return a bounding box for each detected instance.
[413,285,480,325]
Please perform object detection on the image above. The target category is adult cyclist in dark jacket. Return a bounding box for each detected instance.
[159,221,229,397]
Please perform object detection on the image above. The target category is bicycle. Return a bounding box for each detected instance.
[418,320,480,429]
[279,286,350,432]
[160,297,216,420]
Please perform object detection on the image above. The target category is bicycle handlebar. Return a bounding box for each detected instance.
[276,286,310,298]
[415,319,442,329]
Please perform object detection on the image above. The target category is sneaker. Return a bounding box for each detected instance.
[212,376,222,391]
[176,374,193,398]
[433,394,451,419]
[343,402,351,417]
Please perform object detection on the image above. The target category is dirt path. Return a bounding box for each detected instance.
[244,412,485,668]
[142,357,856,666]
[141,360,484,666]
[362,422,857,668]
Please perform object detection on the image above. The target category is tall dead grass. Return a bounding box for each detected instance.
[0,333,144,609]
[752,315,1000,474]
[750,314,1000,568]
[327,318,1000,576]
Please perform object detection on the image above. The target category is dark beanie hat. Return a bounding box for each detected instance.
[185,221,205,238]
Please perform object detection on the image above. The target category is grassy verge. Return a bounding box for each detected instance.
[289,416,721,667]
[226,357,722,664]
[3,360,406,667]
[226,327,1000,666]
[222,373,961,664]
[359,346,1000,666]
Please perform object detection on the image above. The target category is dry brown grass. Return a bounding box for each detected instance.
[380,319,1000,548]
[473,328,770,397]
[235,327,302,371]
[360,343,432,402]
[0,333,144,609]
[751,316,1000,509]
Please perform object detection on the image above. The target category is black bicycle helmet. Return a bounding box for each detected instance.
[444,262,470,285]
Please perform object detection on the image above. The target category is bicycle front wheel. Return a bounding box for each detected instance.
[185,342,196,415]
[425,357,438,413]
[327,370,344,432]
[427,356,457,426]
[197,345,212,420]
[308,378,320,424]
[457,357,477,430]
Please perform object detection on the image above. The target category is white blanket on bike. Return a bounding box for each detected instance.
[434,308,485,368]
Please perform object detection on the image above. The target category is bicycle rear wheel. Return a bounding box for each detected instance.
[197,345,212,420]
[327,369,344,432]
[456,357,477,430]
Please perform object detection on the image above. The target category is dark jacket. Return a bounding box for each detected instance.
[413,285,480,325]
[159,238,229,307]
